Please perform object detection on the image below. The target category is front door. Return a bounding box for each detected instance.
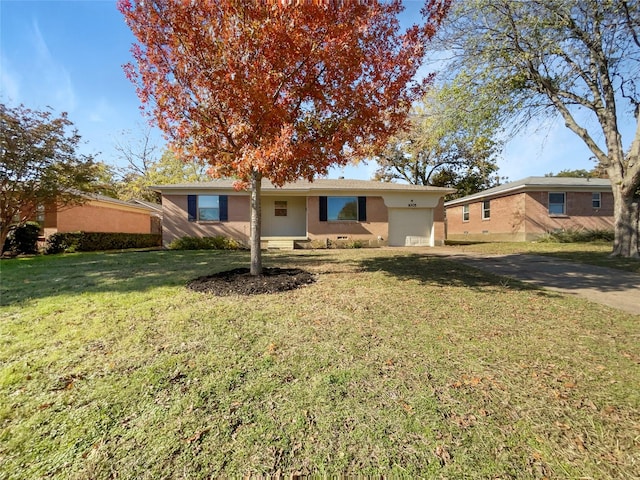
[261,196,307,237]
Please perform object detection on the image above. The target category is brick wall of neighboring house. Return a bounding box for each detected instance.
[447,194,527,242]
[306,196,389,243]
[447,191,614,242]
[55,201,153,235]
[150,215,162,235]
[524,191,614,238]
[161,194,251,247]
[41,203,58,238]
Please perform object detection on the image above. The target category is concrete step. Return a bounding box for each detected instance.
[267,239,295,250]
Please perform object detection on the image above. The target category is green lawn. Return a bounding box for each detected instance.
[1,249,639,478]
[447,241,640,273]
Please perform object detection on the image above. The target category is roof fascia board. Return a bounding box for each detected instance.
[445,184,527,206]
[445,182,611,207]
[154,184,456,196]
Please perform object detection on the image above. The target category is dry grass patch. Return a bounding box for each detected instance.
[1,249,638,478]
[449,241,640,273]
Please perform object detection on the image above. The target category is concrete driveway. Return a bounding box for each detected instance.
[427,248,640,316]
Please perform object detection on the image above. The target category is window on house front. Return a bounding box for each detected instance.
[548,192,566,215]
[198,195,220,221]
[592,192,601,208]
[462,204,470,222]
[319,196,366,222]
[482,200,490,220]
[187,195,228,222]
[274,201,287,217]
[328,197,358,221]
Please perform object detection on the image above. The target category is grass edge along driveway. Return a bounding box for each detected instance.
[1,248,638,478]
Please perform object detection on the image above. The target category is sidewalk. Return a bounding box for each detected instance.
[427,247,640,316]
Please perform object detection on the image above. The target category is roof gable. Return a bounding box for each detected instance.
[82,192,159,213]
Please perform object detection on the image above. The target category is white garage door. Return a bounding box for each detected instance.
[388,208,434,246]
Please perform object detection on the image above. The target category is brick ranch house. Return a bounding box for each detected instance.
[34,193,162,239]
[154,178,454,249]
[445,177,614,242]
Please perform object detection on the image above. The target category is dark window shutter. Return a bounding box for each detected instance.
[187,195,197,222]
[319,196,327,221]
[358,196,367,222]
[219,195,228,221]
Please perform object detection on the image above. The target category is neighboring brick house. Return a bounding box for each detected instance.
[154,178,454,248]
[127,198,163,235]
[445,177,614,242]
[36,193,161,239]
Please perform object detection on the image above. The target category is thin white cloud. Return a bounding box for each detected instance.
[30,19,77,112]
[0,55,21,102]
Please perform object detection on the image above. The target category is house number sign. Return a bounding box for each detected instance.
[408,200,417,207]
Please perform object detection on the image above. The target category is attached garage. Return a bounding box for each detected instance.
[382,192,446,247]
[387,208,434,246]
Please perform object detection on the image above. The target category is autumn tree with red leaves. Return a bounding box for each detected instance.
[119,0,450,274]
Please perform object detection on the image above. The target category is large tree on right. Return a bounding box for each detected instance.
[442,0,640,257]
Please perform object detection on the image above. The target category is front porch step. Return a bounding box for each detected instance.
[266,239,295,250]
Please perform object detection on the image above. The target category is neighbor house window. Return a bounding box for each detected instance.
[187,195,228,222]
[592,192,601,208]
[548,192,566,215]
[36,204,45,225]
[319,196,366,222]
[482,200,490,220]
[274,201,287,217]
[462,204,470,222]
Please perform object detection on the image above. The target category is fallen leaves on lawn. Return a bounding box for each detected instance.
[185,428,210,444]
[434,444,452,466]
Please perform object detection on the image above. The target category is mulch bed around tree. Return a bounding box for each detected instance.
[186,267,317,296]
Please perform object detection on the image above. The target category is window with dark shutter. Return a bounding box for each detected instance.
[188,194,227,221]
[219,195,228,221]
[322,196,366,221]
[319,196,328,221]
[358,197,367,222]
[187,195,197,222]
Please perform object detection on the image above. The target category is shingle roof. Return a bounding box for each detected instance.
[128,198,163,212]
[444,176,611,207]
[82,192,160,212]
[152,178,455,194]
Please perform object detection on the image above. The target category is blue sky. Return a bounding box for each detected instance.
[1,1,634,183]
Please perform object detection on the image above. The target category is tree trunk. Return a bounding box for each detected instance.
[250,170,263,275]
[0,227,10,255]
[610,181,640,258]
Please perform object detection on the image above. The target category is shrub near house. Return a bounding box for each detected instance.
[2,222,40,255]
[44,232,161,254]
